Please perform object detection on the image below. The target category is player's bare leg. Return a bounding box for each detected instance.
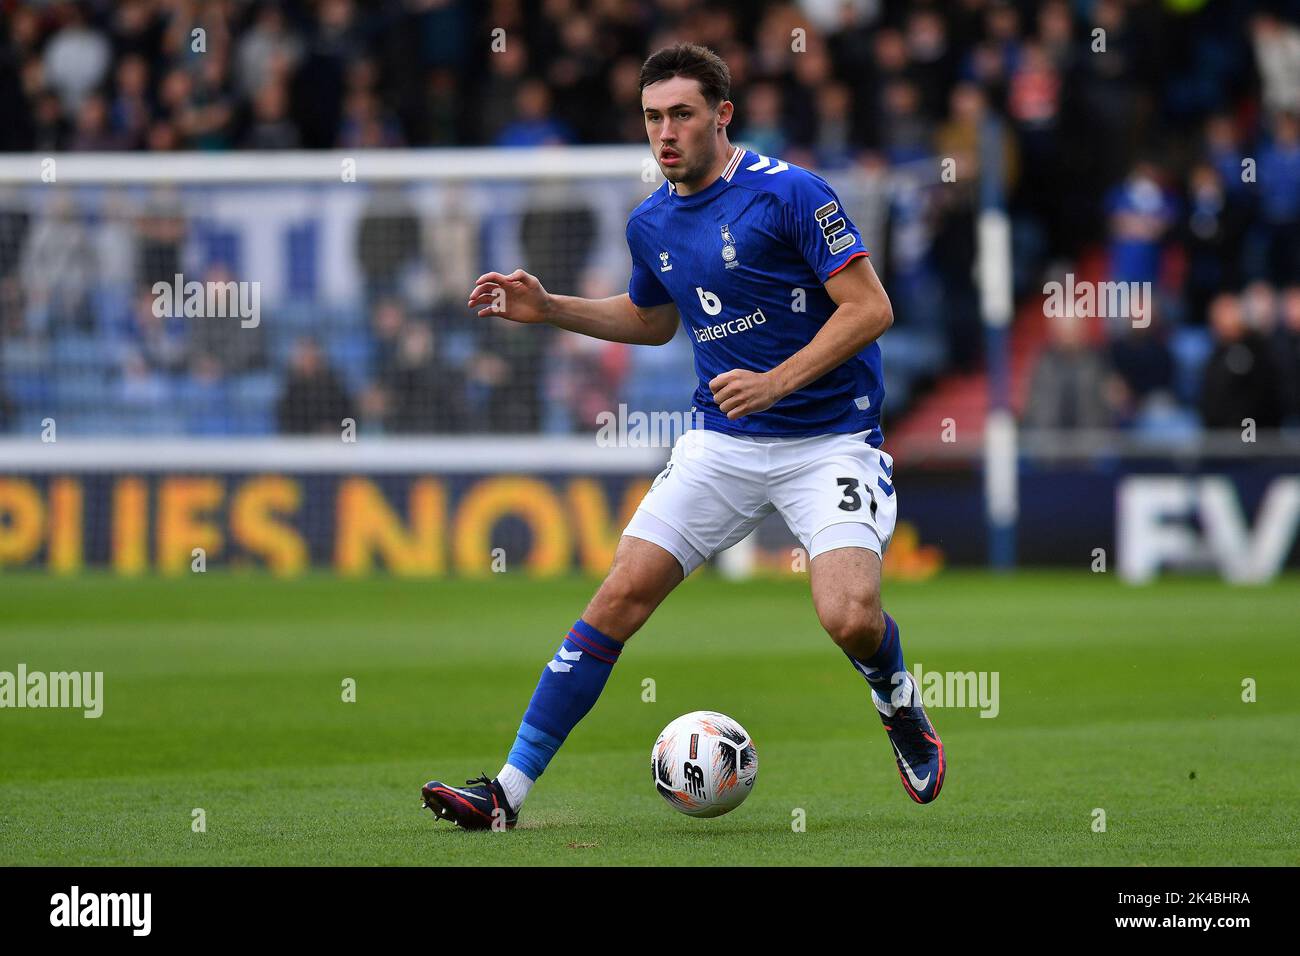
[810,545,886,661]
[422,535,684,828]
[810,546,946,804]
[581,535,685,640]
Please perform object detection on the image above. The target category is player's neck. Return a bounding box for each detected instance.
[674,138,735,197]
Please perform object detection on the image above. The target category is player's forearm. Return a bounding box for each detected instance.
[769,302,891,399]
[544,293,666,345]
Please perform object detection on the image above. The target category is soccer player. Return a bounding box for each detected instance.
[423,43,944,830]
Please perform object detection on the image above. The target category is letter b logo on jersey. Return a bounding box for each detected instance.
[696,286,723,316]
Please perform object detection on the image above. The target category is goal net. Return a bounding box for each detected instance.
[0,148,903,576]
[0,148,893,440]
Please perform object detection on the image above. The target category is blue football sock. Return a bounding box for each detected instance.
[505,619,624,782]
[845,610,909,706]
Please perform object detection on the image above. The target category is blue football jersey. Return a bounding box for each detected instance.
[626,146,881,442]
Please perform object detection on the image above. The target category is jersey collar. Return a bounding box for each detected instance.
[667,146,745,207]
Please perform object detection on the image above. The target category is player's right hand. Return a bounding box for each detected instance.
[467,269,551,324]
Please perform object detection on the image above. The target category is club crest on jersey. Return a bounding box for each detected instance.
[720,224,739,269]
[659,250,672,272]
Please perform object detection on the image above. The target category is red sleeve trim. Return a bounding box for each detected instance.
[826,250,869,280]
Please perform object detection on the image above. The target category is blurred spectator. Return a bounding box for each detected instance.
[116,350,170,418]
[1007,40,1061,252]
[277,337,353,434]
[810,81,855,169]
[544,271,629,432]
[904,9,957,120]
[154,53,237,151]
[864,27,909,140]
[421,67,462,145]
[1250,13,1300,117]
[1203,114,1250,200]
[20,193,95,335]
[109,54,153,150]
[108,287,189,376]
[1109,317,1175,426]
[1037,0,1076,71]
[1200,292,1284,430]
[544,332,629,433]
[337,87,404,149]
[520,189,597,298]
[185,263,268,375]
[291,0,362,148]
[468,319,544,432]
[368,297,409,382]
[1278,286,1300,423]
[1255,111,1300,284]
[243,81,301,149]
[1106,162,1177,286]
[783,41,832,148]
[878,79,931,164]
[0,194,31,284]
[181,352,234,435]
[934,83,1015,366]
[135,188,187,290]
[1180,162,1249,326]
[495,78,575,147]
[236,5,303,100]
[1023,310,1114,431]
[1075,0,1142,190]
[475,36,529,143]
[356,186,421,302]
[737,81,786,157]
[371,320,469,433]
[543,13,607,143]
[109,0,163,63]
[1243,280,1279,334]
[69,93,125,152]
[41,4,111,113]
[29,89,68,153]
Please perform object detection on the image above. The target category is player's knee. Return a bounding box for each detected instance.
[819,598,885,656]
[586,575,659,635]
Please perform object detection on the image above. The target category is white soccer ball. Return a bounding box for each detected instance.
[651,711,758,817]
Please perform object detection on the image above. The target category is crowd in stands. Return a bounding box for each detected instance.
[0,0,1298,437]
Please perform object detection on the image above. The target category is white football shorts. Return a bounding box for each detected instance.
[624,428,898,577]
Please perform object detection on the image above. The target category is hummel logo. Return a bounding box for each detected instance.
[547,648,583,673]
[891,741,932,791]
[746,155,789,175]
[659,251,672,272]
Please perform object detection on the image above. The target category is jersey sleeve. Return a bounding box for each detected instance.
[626,222,674,308]
[781,171,869,283]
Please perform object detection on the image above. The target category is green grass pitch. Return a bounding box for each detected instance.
[1,570,1297,866]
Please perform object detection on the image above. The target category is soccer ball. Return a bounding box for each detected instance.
[651,711,758,817]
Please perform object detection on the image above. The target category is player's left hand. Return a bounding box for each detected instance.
[709,369,783,420]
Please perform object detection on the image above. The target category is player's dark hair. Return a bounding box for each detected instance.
[639,43,731,109]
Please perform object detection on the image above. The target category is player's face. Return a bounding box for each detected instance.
[642,76,724,186]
